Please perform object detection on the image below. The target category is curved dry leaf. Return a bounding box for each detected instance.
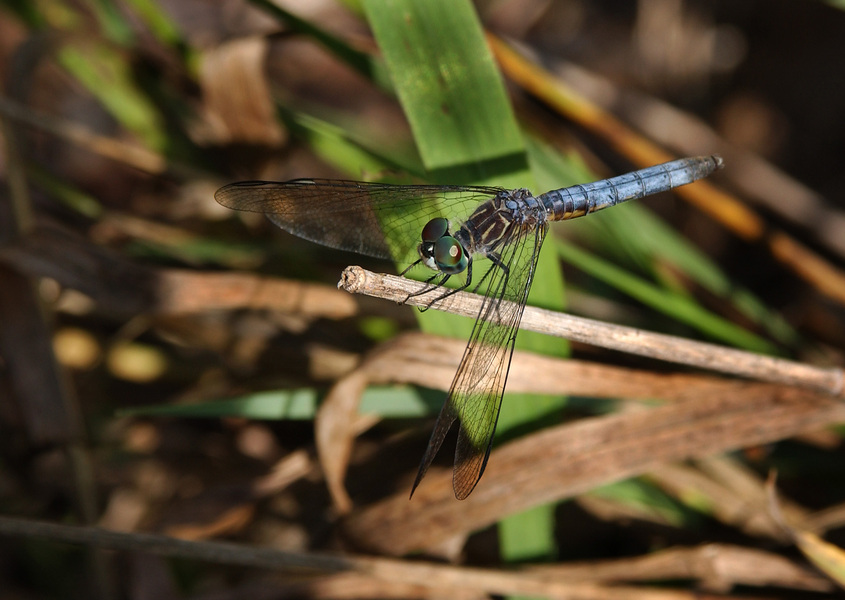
[199,36,286,146]
[316,370,378,513]
[345,384,845,555]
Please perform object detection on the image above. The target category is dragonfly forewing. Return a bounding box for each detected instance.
[214,179,506,266]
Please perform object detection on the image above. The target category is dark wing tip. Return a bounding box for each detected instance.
[452,442,491,500]
[409,469,425,500]
[409,402,459,500]
[213,181,267,209]
[214,180,315,210]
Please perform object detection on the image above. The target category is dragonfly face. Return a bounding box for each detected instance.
[418,217,469,275]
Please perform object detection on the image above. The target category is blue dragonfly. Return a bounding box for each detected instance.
[215,155,723,499]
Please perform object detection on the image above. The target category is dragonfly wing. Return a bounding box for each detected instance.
[411,220,549,499]
[215,179,505,264]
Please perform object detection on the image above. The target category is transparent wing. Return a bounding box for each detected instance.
[411,219,549,499]
[214,179,506,264]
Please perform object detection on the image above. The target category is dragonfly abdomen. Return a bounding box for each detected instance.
[539,155,723,221]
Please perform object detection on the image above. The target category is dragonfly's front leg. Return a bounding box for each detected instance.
[398,258,423,277]
[405,259,475,311]
[398,258,441,306]
[408,249,512,313]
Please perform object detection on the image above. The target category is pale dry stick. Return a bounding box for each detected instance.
[0,516,767,600]
[526,543,831,592]
[339,266,844,397]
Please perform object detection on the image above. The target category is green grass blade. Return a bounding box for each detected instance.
[84,0,135,45]
[58,44,167,151]
[249,0,392,89]
[363,0,565,570]
[280,108,422,178]
[555,239,779,354]
[118,386,441,420]
[564,203,797,348]
[363,0,524,180]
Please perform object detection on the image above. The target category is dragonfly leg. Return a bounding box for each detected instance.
[399,259,448,306]
[408,259,475,311]
[414,251,513,312]
[400,271,450,310]
[398,258,422,277]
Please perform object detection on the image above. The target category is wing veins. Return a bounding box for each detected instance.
[411,219,549,499]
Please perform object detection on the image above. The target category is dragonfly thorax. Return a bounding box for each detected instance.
[418,217,469,274]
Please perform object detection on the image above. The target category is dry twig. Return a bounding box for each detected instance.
[339,266,843,395]
[0,517,805,599]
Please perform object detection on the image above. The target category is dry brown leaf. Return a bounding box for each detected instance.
[344,382,845,555]
[154,269,356,318]
[253,449,314,498]
[805,502,845,534]
[317,331,841,519]
[271,571,487,600]
[351,331,741,402]
[792,531,845,591]
[316,369,378,513]
[0,516,808,599]
[199,36,286,146]
[314,331,726,514]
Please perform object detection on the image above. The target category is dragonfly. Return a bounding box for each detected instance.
[215,155,723,499]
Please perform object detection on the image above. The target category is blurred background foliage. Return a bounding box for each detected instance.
[2,0,845,598]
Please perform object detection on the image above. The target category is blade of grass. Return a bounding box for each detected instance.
[577,202,797,346]
[248,0,392,89]
[555,239,779,354]
[588,478,696,528]
[362,0,566,569]
[363,0,524,177]
[280,108,424,177]
[118,386,441,420]
[124,0,197,70]
[84,0,135,46]
[58,43,167,151]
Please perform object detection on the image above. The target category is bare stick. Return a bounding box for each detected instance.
[339,266,844,396]
[0,516,735,599]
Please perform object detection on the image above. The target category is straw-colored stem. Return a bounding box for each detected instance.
[339,266,843,397]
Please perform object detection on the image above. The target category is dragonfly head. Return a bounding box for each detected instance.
[418,218,469,275]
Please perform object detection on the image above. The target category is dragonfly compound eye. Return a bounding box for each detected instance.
[421,217,450,242]
[434,236,468,274]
